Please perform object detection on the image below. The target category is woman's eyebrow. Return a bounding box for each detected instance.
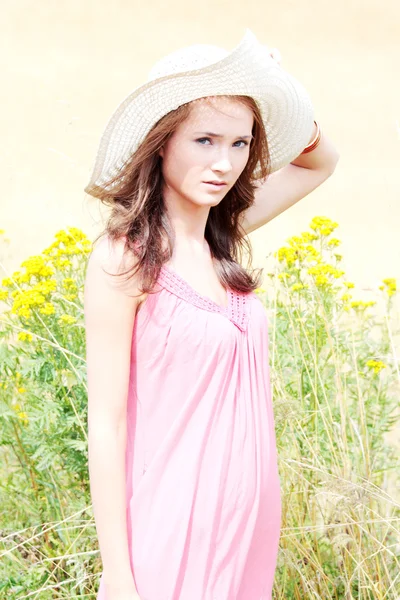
[193,131,253,139]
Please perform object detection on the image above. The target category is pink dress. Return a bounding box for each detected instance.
[96,264,282,600]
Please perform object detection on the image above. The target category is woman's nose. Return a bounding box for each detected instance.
[211,155,233,173]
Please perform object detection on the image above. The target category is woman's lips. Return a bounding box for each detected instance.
[202,182,228,189]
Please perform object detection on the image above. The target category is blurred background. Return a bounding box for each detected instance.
[1,0,399,294]
[1,4,400,595]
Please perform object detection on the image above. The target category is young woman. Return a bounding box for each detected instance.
[83,30,339,600]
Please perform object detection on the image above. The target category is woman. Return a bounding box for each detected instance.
[83,30,339,600]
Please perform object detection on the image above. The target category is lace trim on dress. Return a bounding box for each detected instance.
[157,266,250,332]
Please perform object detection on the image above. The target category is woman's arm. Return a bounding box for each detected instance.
[83,235,141,598]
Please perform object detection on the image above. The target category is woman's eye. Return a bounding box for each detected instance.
[195,138,249,147]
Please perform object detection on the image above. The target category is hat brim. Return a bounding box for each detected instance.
[85,29,314,196]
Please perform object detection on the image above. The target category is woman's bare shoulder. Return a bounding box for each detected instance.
[87,234,141,298]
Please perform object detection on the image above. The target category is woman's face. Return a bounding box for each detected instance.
[159,96,254,208]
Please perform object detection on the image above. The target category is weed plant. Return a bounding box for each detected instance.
[0,219,398,599]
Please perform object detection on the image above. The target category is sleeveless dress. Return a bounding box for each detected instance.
[96,264,282,600]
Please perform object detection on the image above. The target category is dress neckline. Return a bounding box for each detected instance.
[161,264,230,311]
[157,264,250,332]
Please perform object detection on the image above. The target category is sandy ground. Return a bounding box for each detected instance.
[1,0,399,305]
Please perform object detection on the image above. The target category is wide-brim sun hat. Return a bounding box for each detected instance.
[85,29,315,198]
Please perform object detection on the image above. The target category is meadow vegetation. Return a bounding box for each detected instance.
[0,218,398,599]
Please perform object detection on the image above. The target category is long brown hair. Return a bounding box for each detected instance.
[86,95,271,296]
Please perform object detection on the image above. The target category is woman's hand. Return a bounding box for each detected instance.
[105,580,142,600]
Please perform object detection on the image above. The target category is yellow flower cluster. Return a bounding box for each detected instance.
[327,238,341,247]
[349,300,376,311]
[8,279,57,319]
[11,289,46,318]
[365,359,387,374]
[290,283,309,292]
[378,278,397,297]
[309,216,339,236]
[54,257,72,269]
[58,314,77,326]
[17,331,33,342]
[307,264,345,288]
[20,255,55,279]
[62,277,78,301]
[275,231,321,266]
[39,302,56,315]
[341,293,352,302]
[0,227,91,319]
[62,277,77,290]
[2,277,16,287]
[43,227,92,264]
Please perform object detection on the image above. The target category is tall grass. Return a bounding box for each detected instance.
[0,220,398,599]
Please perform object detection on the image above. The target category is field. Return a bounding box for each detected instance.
[0,218,399,599]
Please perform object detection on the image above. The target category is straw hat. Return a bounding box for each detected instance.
[85,29,314,197]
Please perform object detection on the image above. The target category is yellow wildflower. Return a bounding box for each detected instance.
[17,306,32,319]
[350,300,376,311]
[54,257,72,269]
[341,293,352,302]
[62,278,77,290]
[58,314,77,325]
[12,271,24,284]
[309,216,339,236]
[0,290,8,301]
[343,282,355,289]
[290,283,308,292]
[66,227,87,241]
[307,264,345,280]
[300,231,319,242]
[366,359,387,374]
[17,331,33,342]
[327,238,341,247]
[380,278,397,297]
[284,234,321,264]
[33,279,57,295]
[21,255,53,278]
[17,411,29,426]
[11,289,46,315]
[39,302,56,316]
[315,274,331,288]
[1,277,14,287]
[275,246,298,265]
